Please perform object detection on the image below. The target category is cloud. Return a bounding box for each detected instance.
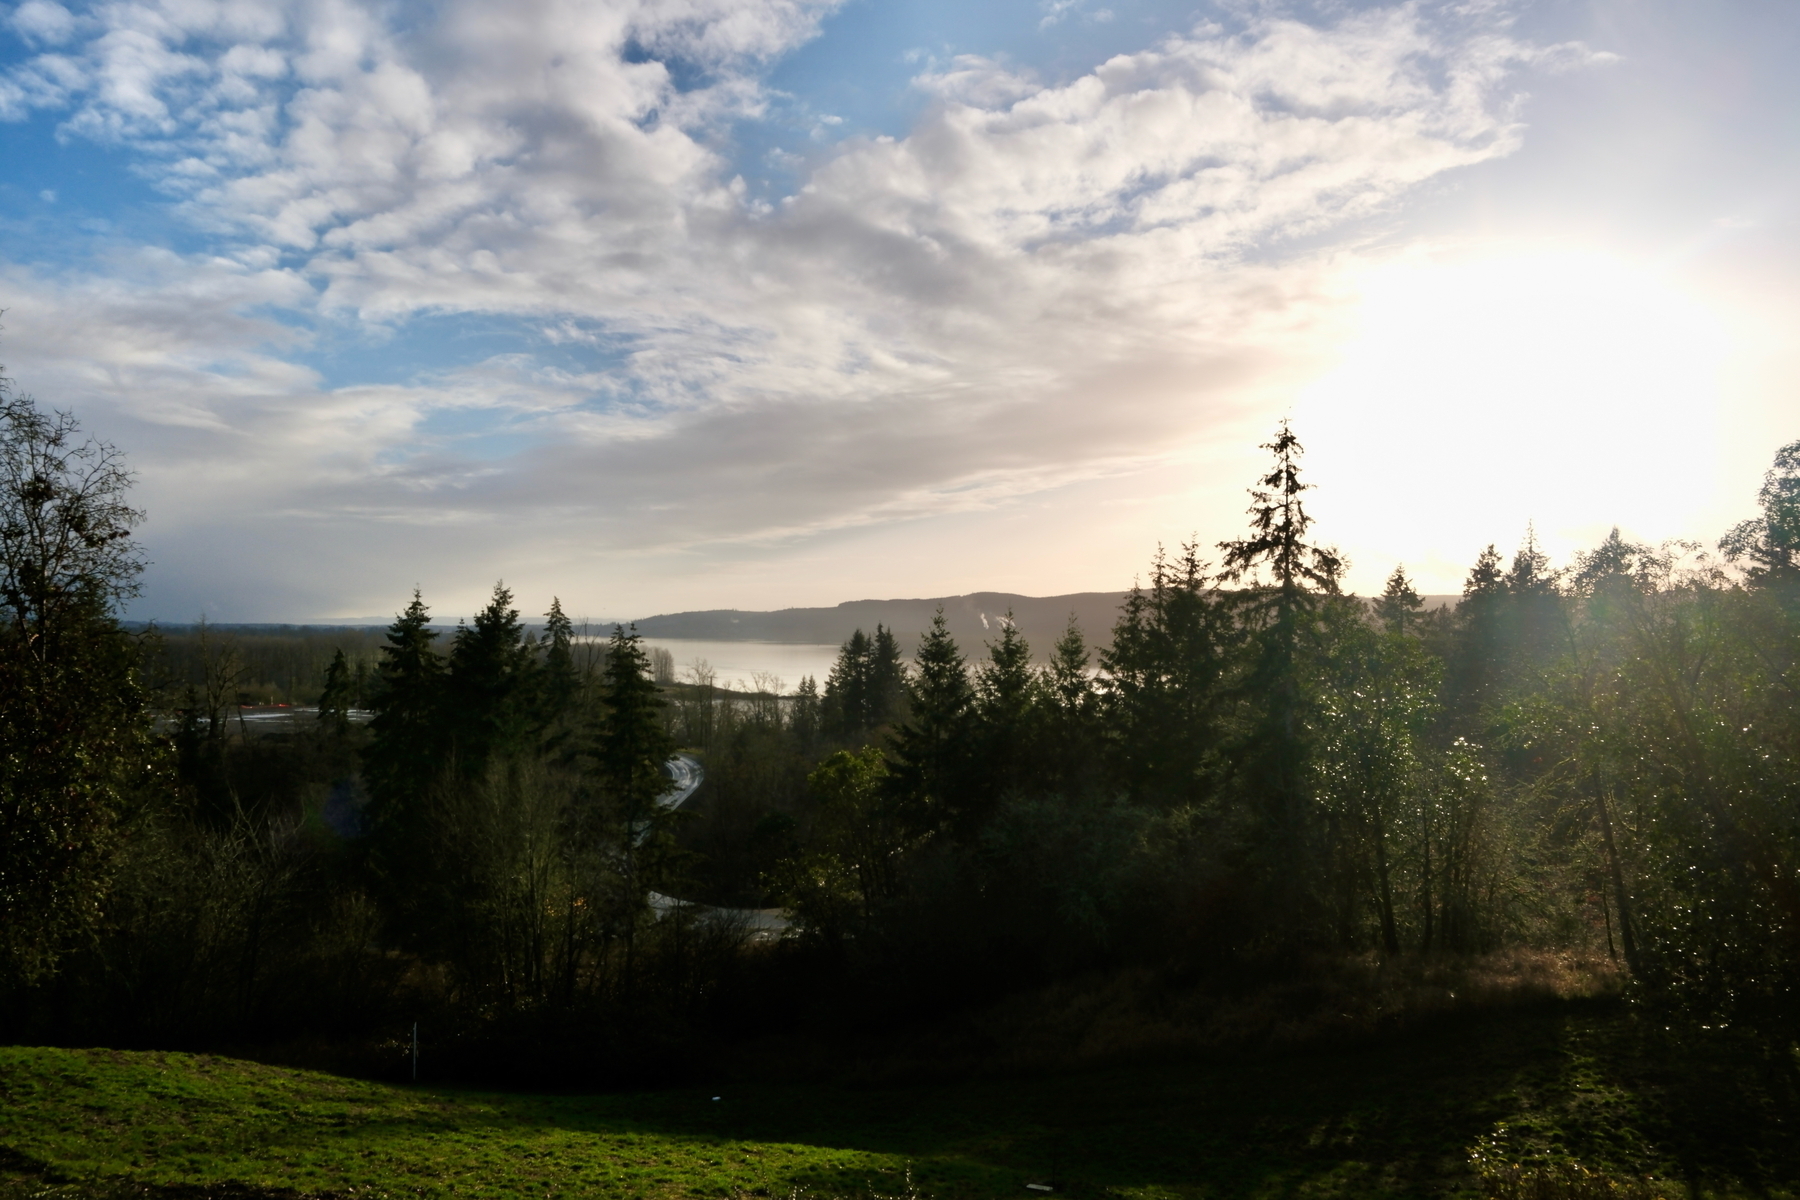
[0,1,1592,617]
[7,0,79,45]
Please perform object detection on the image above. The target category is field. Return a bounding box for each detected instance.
[2,1006,1796,1200]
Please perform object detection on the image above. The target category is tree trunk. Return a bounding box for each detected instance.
[1593,770,1642,975]
[1373,812,1400,955]
[1419,805,1434,955]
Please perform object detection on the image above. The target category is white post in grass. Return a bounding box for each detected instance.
[412,1022,418,1082]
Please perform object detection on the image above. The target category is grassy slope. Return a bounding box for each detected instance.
[2,1009,1795,1200]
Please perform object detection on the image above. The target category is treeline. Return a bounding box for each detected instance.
[680,425,1800,1042]
[144,622,385,710]
[3,370,1798,1079]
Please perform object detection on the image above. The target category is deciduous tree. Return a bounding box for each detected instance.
[0,384,149,986]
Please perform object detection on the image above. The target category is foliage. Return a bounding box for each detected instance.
[1100,540,1231,809]
[445,582,533,772]
[1312,602,1441,952]
[1377,563,1425,636]
[766,747,907,948]
[0,385,150,988]
[363,590,444,833]
[7,365,1800,1091]
[969,611,1037,809]
[1217,421,1344,903]
[885,608,974,834]
[823,626,906,742]
[1720,438,1800,584]
[318,649,355,734]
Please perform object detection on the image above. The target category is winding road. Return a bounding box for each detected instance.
[658,753,703,811]
[647,754,791,937]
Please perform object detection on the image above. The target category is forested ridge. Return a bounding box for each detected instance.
[4,368,1799,1088]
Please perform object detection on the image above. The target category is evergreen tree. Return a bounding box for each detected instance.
[1568,527,1640,597]
[317,648,354,734]
[973,612,1036,806]
[887,607,974,834]
[823,629,872,740]
[538,596,578,736]
[364,590,445,841]
[1217,421,1342,887]
[1503,525,1565,685]
[595,624,677,988]
[1043,615,1098,793]
[1101,542,1232,808]
[1047,616,1092,717]
[869,624,908,728]
[1445,528,1567,738]
[596,624,675,817]
[1442,545,1505,736]
[1505,526,1554,596]
[1376,564,1424,636]
[447,582,530,772]
[790,674,821,749]
[821,625,907,741]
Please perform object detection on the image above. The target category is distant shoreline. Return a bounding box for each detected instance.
[129,588,1459,656]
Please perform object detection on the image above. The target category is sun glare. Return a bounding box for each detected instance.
[1297,248,1732,593]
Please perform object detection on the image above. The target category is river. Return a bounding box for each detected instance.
[636,638,841,694]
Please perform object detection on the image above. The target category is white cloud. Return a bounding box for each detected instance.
[7,0,78,45]
[0,1,1592,618]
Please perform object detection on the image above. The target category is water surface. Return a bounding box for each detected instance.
[638,638,840,693]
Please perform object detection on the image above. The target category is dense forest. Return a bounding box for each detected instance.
[3,372,1798,1085]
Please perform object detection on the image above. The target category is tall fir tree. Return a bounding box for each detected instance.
[1442,544,1506,737]
[821,625,906,740]
[364,589,445,829]
[596,624,677,843]
[790,674,821,749]
[869,625,908,728]
[1043,615,1099,794]
[1504,525,1565,687]
[1375,564,1424,636]
[1217,421,1342,887]
[539,596,578,734]
[446,582,530,772]
[973,612,1036,806]
[317,648,354,735]
[823,629,872,739]
[595,624,677,991]
[1101,542,1233,808]
[887,607,974,834]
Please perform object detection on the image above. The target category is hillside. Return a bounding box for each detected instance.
[3,1006,1795,1199]
[624,591,1130,653]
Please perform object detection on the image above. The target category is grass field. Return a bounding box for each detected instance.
[2,1006,1796,1200]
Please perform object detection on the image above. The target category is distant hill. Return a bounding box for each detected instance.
[627,591,1133,655]
[627,590,1462,655]
[171,590,1462,657]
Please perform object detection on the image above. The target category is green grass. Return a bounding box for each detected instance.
[2,1009,1794,1199]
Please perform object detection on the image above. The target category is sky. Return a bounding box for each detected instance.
[0,0,1794,624]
